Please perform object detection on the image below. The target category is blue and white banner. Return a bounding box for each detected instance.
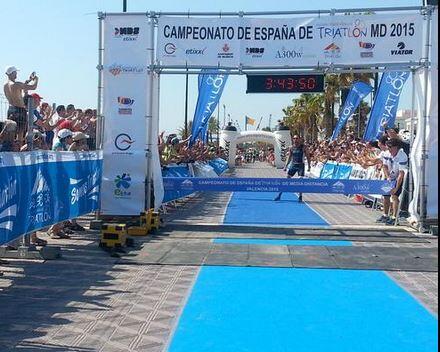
[163,177,394,195]
[363,71,410,141]
[0,151,103,245]
[190,69,228,145]
[331,81,373,141]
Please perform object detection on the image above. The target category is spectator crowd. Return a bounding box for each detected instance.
[1,66,97,153]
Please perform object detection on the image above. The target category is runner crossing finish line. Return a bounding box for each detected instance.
[274,134,311,202]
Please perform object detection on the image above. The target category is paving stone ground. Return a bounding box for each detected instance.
[0,163,437,351]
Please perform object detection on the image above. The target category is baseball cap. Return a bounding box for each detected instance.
[31,93,43,100]
[73,132,89,141]
[5,66,18,75]
[58,129,73,139]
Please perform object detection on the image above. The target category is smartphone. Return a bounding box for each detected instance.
[30,71,36,79]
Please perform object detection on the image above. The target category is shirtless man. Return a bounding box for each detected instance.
[3,66,39,143]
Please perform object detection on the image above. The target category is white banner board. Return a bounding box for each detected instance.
[101,15,151,215]
[157,13,425,67]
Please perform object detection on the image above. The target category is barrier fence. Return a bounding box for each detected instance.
[162,158,229,204]
[0,151,103,246]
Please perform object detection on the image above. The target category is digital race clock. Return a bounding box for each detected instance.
[246,74,325,93]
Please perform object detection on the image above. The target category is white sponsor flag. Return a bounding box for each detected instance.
[101,14,151,215]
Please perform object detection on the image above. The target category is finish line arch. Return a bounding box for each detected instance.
[220,125,292,169]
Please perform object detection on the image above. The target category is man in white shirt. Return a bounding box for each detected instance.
[382,138,408,225]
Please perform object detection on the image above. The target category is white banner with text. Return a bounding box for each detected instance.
[157,13,425,67]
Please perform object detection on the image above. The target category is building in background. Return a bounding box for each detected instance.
[395,109,418,131]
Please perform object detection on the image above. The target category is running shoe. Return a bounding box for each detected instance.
[376,215,389,223]
[386,217,398,226]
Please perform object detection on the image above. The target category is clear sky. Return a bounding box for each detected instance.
[1,0,420,132]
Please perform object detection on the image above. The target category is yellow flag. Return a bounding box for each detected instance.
[246,116,256,126]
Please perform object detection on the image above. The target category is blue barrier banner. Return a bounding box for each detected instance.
[334,164,353,180]
[162,165,194,203]
[0,151,103,245]
[190,69,228,145]
[331,81,373,141]
[163,177,394,195]
[320,162,338,179]
[363,71,410,141]
[208,158,229,175]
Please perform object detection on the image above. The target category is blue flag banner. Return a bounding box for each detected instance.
[163,177,394,195]
[0,151,103,245]
[363,71,410,141]
[331,81,373,141]
[190,69,228,145]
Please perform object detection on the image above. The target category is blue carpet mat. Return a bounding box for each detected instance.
[168,267,438,352]
[214,238,352,246]
[223,192,328,226]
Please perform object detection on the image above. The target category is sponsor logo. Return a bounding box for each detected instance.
[276,47,304,59]
[246,47,265,58]
[381,184,394,194]
[391,42,414,56]
[29,170,52,225]
[117,97,134,115]
[70,171,100,205]
[108,64,144,76]
[359,41,375,58]
[114,27,140,41]
[185,47,207,55]
[181,179,194,191]
[353,183,371,193]
[324,43,341,58]
[317,18,367,39]
[114,133,135,152]
[218,44,234,59]
[0,178,17,232]
[332,181,346,193]
[164,43,177,56]
[114,173,132,198]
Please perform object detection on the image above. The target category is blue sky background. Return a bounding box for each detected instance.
[1,0,420,133]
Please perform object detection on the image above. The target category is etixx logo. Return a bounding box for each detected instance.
[186,47,207,55]
[115,133,135,151]
[114,27,140,41]
[391,42,413,56]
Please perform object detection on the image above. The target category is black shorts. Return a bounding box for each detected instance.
[8,106,27,128]
[384,181,402,197]
[287,164,305,177]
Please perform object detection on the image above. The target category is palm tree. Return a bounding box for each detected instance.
[323,73,374,138]
[178,120,193,139]
[283,93,324,143]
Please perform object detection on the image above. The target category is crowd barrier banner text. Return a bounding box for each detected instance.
[158,14,424,67]
[163,177,394,195]
[0,151,103,246]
